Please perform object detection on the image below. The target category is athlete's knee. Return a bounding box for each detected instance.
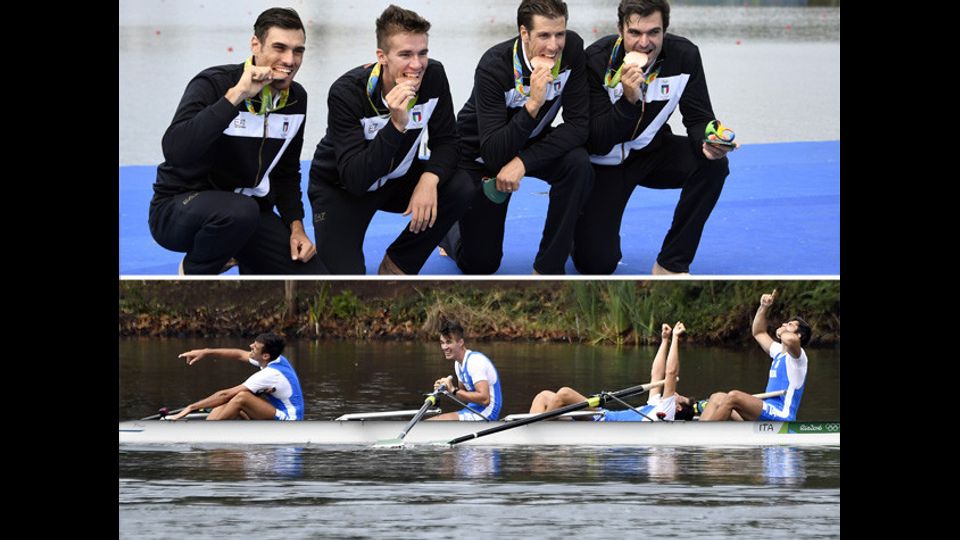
[213,197,260,235]
[458,253,502,275]
[224,196,260,220]
[560,147,591,171]
[547,393,566,410]
[445,170,479,210]
[230,389,256,404]
[534,390,556,402]
[317,241,364,274]
[556,147,594,188]
[727,390,752,404]
[328,256,365,275]
[702,155,730,178]
[708,391,728,404]
[572,249,619,275]
[205,404,227,420]
[557,387,580,401]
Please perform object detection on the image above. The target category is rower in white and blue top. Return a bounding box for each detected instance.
[168,332,305,421]
[528,321,696,421]
[241,353,305,421]
[429,320,503,421]
[700,289,810,422]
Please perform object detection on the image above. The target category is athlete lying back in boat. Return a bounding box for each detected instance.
[529,322,695,421]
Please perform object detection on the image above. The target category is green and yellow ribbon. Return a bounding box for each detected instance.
[512,39,561,97]
[603,36,660,90]
[366,61,418,117]
[243,56,289,115]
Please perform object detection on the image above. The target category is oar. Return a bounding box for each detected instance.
[753,390,786,399]
[373,380,451,448]
[140,406,183,421]
[446,379,667,446]
[140,406,212,421]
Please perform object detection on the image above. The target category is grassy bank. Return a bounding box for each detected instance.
[119,280,839,347]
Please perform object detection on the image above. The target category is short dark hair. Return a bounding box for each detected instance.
[440,320,465,341]
[617,0,670,32]
[787,317,812,347]
[376,4,431,50]
[256,332,286,360]
[675,398,695,421]
[253,8,305,42]
[517,0,569,32]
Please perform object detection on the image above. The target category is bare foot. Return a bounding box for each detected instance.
[652,261,690,275]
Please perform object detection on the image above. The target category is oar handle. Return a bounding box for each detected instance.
[398,391,442,440]
[140,406,212,421]
[396,379,457,440]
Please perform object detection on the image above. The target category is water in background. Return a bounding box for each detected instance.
[119,338,840,421]
[119,0,840,165]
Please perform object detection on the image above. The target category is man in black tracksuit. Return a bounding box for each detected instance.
[446,0,593,275]
[308,5,473,275]
[149,8,325,275]
[573,0,736,275]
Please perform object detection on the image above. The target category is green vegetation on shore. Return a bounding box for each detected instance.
[119,280,839,347]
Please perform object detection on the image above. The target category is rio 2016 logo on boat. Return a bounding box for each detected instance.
[786,422,841,433]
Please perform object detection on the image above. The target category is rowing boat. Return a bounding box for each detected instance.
[118,418,840,447]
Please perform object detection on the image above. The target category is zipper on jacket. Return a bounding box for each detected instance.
[629,95,646,142]
[622,95,646,163]
[254,113,269,187]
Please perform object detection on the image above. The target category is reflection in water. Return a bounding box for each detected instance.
[677,446,811,487]
[120,446,838,538]
[203,447,304,479]
[762,446,805,486]
[443,446,502,478]
[402,445,805,485]
[594,447,678,481]
[595,446,808,485]
[647,447,681,481]
[119,444,818,487]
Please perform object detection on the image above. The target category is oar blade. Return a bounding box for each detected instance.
[372,438,406,448]
[423,440,453,447]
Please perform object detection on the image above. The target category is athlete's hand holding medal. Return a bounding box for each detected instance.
[228,64,281,104]
[386,76,419,132]
[620,51,648,104]
[525,55,555,118]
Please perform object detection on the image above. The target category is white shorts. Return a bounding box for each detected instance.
[274,409,295,421]
[457,409,486,421]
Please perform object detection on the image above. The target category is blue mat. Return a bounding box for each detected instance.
[119,140,839,275]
